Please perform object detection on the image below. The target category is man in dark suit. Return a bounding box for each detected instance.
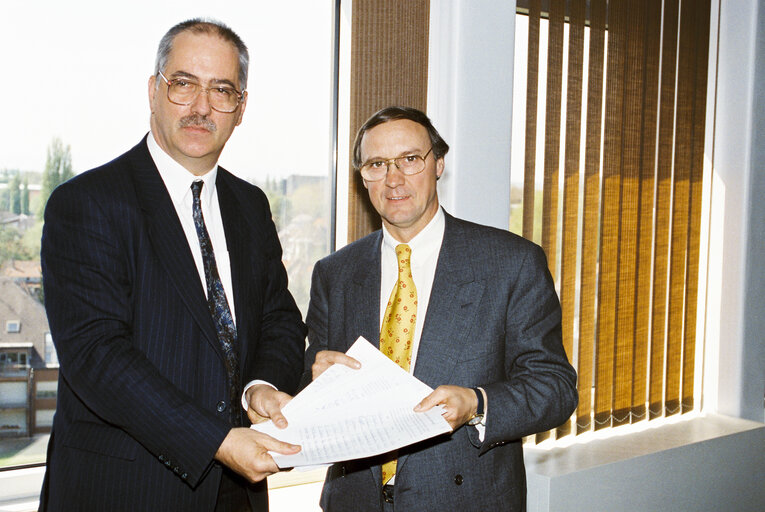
[40,19,306,511]
[304,106,578,511]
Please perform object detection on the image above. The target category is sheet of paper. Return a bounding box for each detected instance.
[251,336,452,468]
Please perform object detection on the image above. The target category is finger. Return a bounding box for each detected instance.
[269,409,288,429]
[414,389,445,412]
[253,431,301,454]
[312,351,361,379]
[260,390,292,428]
[315,351,361,369]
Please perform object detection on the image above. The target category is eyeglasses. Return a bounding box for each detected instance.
[158,70,245,113]
[359,148,433,182]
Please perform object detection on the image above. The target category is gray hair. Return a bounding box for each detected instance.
[154,18,249,90]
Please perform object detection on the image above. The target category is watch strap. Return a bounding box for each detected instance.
[473,387,485,415]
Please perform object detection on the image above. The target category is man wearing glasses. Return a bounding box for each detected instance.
[303,106,577,511]
[40,19,305,512]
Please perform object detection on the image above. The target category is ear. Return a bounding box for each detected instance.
[235,90,248,126]
[148,75,157,112]
[436,157,445,179]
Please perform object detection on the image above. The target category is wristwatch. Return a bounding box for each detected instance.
[467,387,486,426]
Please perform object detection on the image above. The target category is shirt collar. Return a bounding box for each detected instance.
[147,131,218,207]
[382,207,445,255]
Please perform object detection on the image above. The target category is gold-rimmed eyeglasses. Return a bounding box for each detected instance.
[158,70,245,113]
[359,148,433,182]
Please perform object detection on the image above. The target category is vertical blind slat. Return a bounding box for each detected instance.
[536,0,566,443]
[612,0,646,427]
[557,0,586,439]
[576,0,607,435]
[649,0,680,420]
[682,0,712,414]
[541,0,566,277]
[594,0,629,431]
[632,0,663,423]
[666,0,699,417]
[523,0,542,241]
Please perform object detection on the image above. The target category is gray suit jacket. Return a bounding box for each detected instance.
[303,211,577,511]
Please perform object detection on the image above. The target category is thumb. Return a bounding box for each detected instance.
[414,391,439,412]
[257,434,301,455]
[269,409,289,429]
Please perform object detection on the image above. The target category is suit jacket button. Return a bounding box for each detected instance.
[454,474,463,485]
[217,401,227,413]
[158,454,165,462]
[181,473,188,480]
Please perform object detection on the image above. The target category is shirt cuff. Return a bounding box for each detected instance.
[473,386,488,442]
[241,380,277,412]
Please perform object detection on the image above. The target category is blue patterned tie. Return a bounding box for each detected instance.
[191,180,241,426]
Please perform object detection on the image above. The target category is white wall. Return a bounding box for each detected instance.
[427,0,515,230]
[706,0,765,422]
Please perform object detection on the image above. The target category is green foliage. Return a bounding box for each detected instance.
[38,137,73,218]
[8,173,21,214]
[21,176,30,215]
[0,225,35,261]
[20,221,43,257]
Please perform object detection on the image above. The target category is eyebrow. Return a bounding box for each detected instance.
[168,70,240,90]
[362,148,425,163]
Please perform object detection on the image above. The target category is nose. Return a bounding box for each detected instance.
[384,161,406,188]
[190,89,213,116]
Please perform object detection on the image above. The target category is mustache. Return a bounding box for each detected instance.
[179,115,217,132]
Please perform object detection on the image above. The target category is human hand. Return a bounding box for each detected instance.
[245,384,293,428]
[414,385,478,430]
[214,427,300,483]
[311,350,361,380]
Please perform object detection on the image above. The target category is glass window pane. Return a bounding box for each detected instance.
[0,1,336,477]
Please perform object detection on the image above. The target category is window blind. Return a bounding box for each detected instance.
[517,0,711,438]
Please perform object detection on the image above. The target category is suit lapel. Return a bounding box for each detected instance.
[128,139,220,352]
[216,172,251,360]
[349,233,383,350]
[396,214,484,477]
[413,214,485,388]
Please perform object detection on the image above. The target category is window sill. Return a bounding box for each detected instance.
[524,414,765,512]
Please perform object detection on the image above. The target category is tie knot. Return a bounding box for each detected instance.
[191,180,204,200]
[395,244,412,270]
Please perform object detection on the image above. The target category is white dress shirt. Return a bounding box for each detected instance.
[147,132,236,322]
[149,133,268,413]
[379,207,445,371]
[380,208,486,453]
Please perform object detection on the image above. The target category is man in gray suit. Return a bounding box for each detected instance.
[304,106,577,511]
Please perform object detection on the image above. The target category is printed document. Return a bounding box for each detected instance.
[251,336,452,468]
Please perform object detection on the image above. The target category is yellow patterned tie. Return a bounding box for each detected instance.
[380,244,417,484]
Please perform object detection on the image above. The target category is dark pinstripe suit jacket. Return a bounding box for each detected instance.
[303,211,577,512]
[39,137,306,511]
